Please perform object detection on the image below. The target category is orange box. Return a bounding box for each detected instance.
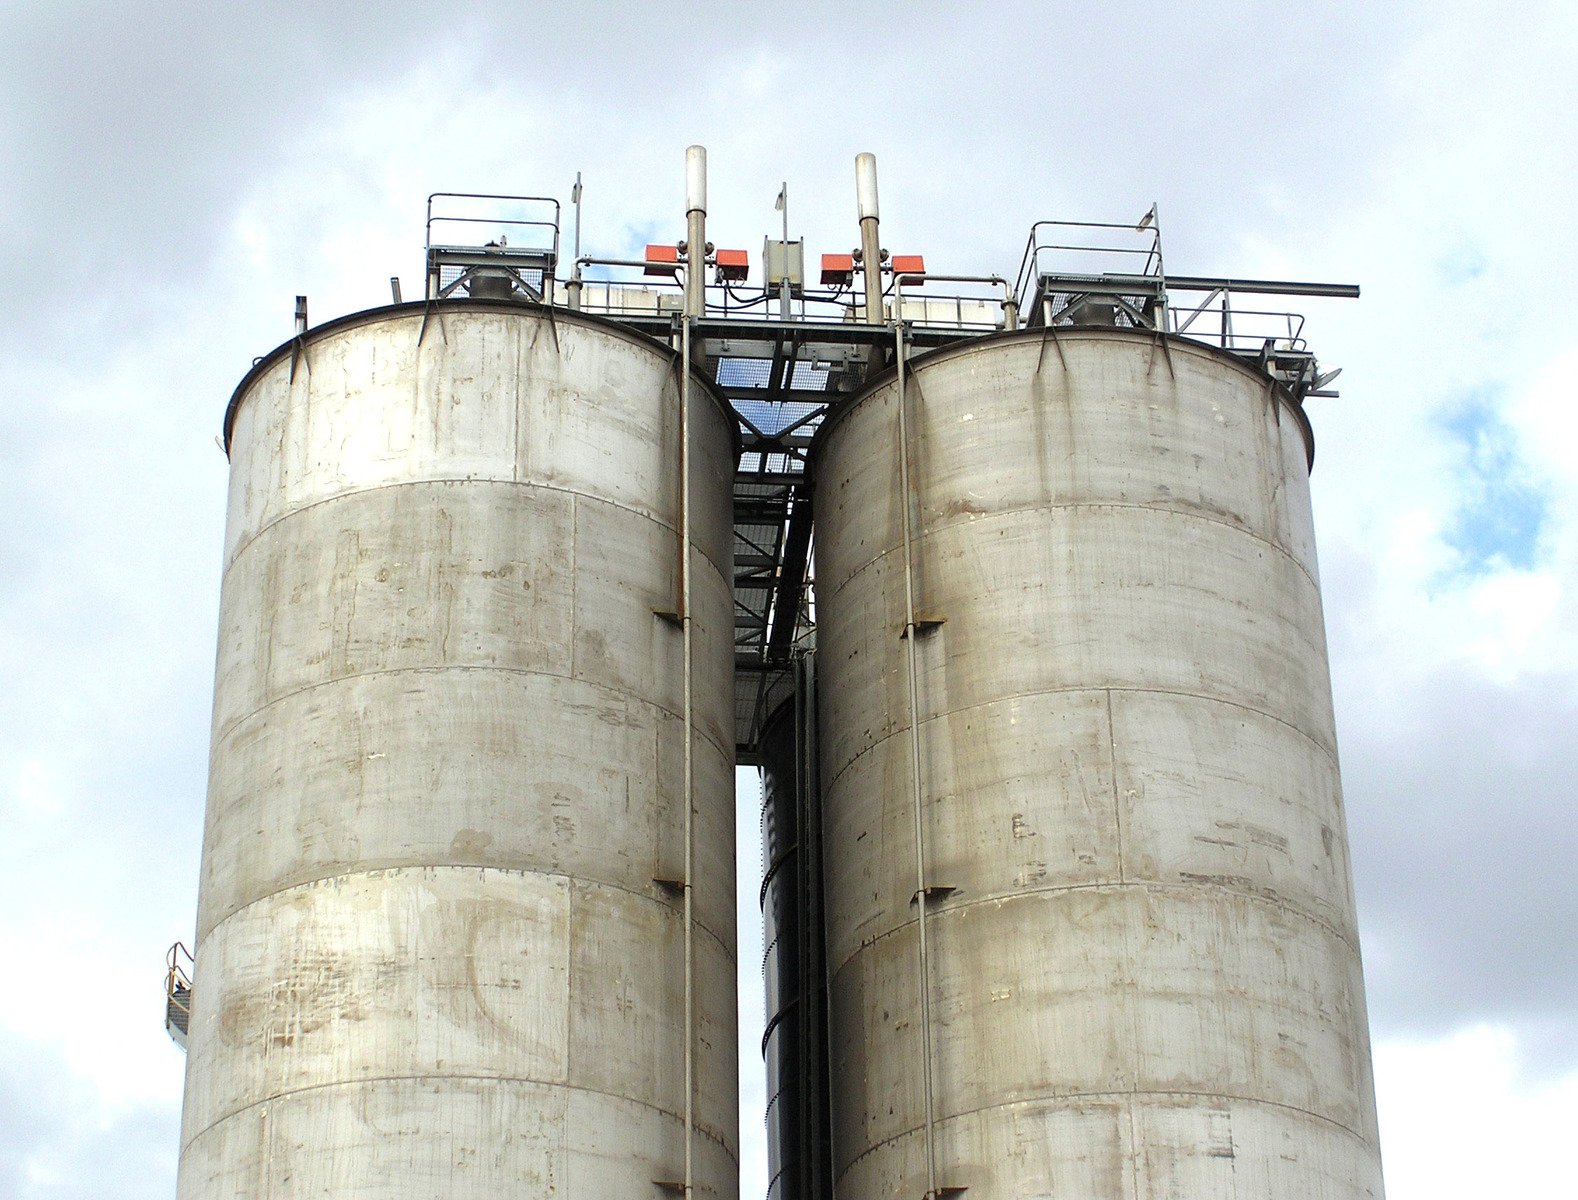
[644,243,679,276]
[821,253,855,286]
[715,248,749,281]
[891,254,926,285]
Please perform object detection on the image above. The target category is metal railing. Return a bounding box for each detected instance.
[891,273,1017,331]
[425,192,561,263]
[165,941,193,1049]
[1014,217,1164,315]
[417,204,1352,375]
[425,193,562,302]
[1166,282,1308,352]
[562,255,1015,333]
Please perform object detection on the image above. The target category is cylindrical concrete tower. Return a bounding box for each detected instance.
[178,302,739,1198]
[813,329,1383,1198]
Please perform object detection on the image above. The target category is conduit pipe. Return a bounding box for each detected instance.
[893,321,939,1200]
[891,272,1020,331]
[678,313,697,1200]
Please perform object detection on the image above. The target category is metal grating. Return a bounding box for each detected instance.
[717,357,775,388]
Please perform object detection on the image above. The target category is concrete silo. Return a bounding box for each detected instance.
[812,328,1384,1198]
[166,148,1386,1200]
[177,301,739,1198]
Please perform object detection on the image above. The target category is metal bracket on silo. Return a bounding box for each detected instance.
[900,615,946,639]
[416,293,447,347]
[910,884,957,906]
[1034,320,1065,375]
[288,296,309,383]
[1146,325,1176,380]
[542,302,560,354]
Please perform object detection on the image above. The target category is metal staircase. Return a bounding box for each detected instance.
[165,941,193,1050]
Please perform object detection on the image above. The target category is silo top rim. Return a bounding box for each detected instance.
[814,325,1317,472]
[221,299,739,456]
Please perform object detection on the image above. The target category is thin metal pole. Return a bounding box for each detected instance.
[1161,275,1360,298]
[893,320,938,1200]
[779,181,792,320]
[680,315,696,1198]
[572,172,583,263]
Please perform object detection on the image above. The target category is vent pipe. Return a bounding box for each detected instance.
[856,153,883,323]
[685,145,707,318]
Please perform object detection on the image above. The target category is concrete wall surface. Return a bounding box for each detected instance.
[180,305,739,1199]
[814,329,1384,1200]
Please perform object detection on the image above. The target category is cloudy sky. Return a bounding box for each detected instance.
[2,1,1575,1196]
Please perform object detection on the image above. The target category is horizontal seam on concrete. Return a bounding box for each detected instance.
[827,682,1338,793]
[826,877,1359,979]
[213,663,734,762]
[223,477,733,592]
[833,1089,1375,1180]
[195,864,735,962]
[181,1073,740,1164]
[819,499,1322,608]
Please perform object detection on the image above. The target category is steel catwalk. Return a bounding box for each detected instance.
[178,303,739,1198]
[813,328,1384,1198]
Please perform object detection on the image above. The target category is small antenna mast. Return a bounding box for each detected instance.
[775,181,790,318]
[572,172,583,263]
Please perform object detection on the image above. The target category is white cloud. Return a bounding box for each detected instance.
[1375,1026,1578,1199]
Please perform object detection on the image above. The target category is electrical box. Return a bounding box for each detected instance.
[763,238,804,295]
[715,248,749,282]
[820,253,855,287]
[644,243,679,276]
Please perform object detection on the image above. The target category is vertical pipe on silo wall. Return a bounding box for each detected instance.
[813,329,1384,1199]
[176,304,739,1199]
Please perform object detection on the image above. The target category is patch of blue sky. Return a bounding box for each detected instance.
[1439,397,1548,575]
[579,218,669,281]
[1435,242,1488,286]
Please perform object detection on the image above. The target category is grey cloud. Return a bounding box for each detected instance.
[0,0,1430,351]
[1327,542,1578,1071]
[0,2,460,347]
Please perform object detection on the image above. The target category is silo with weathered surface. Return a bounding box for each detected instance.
[813,327,1383,1198]
[178,301,739,1199]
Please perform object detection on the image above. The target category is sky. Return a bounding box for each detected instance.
[1,1,1575,1196]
